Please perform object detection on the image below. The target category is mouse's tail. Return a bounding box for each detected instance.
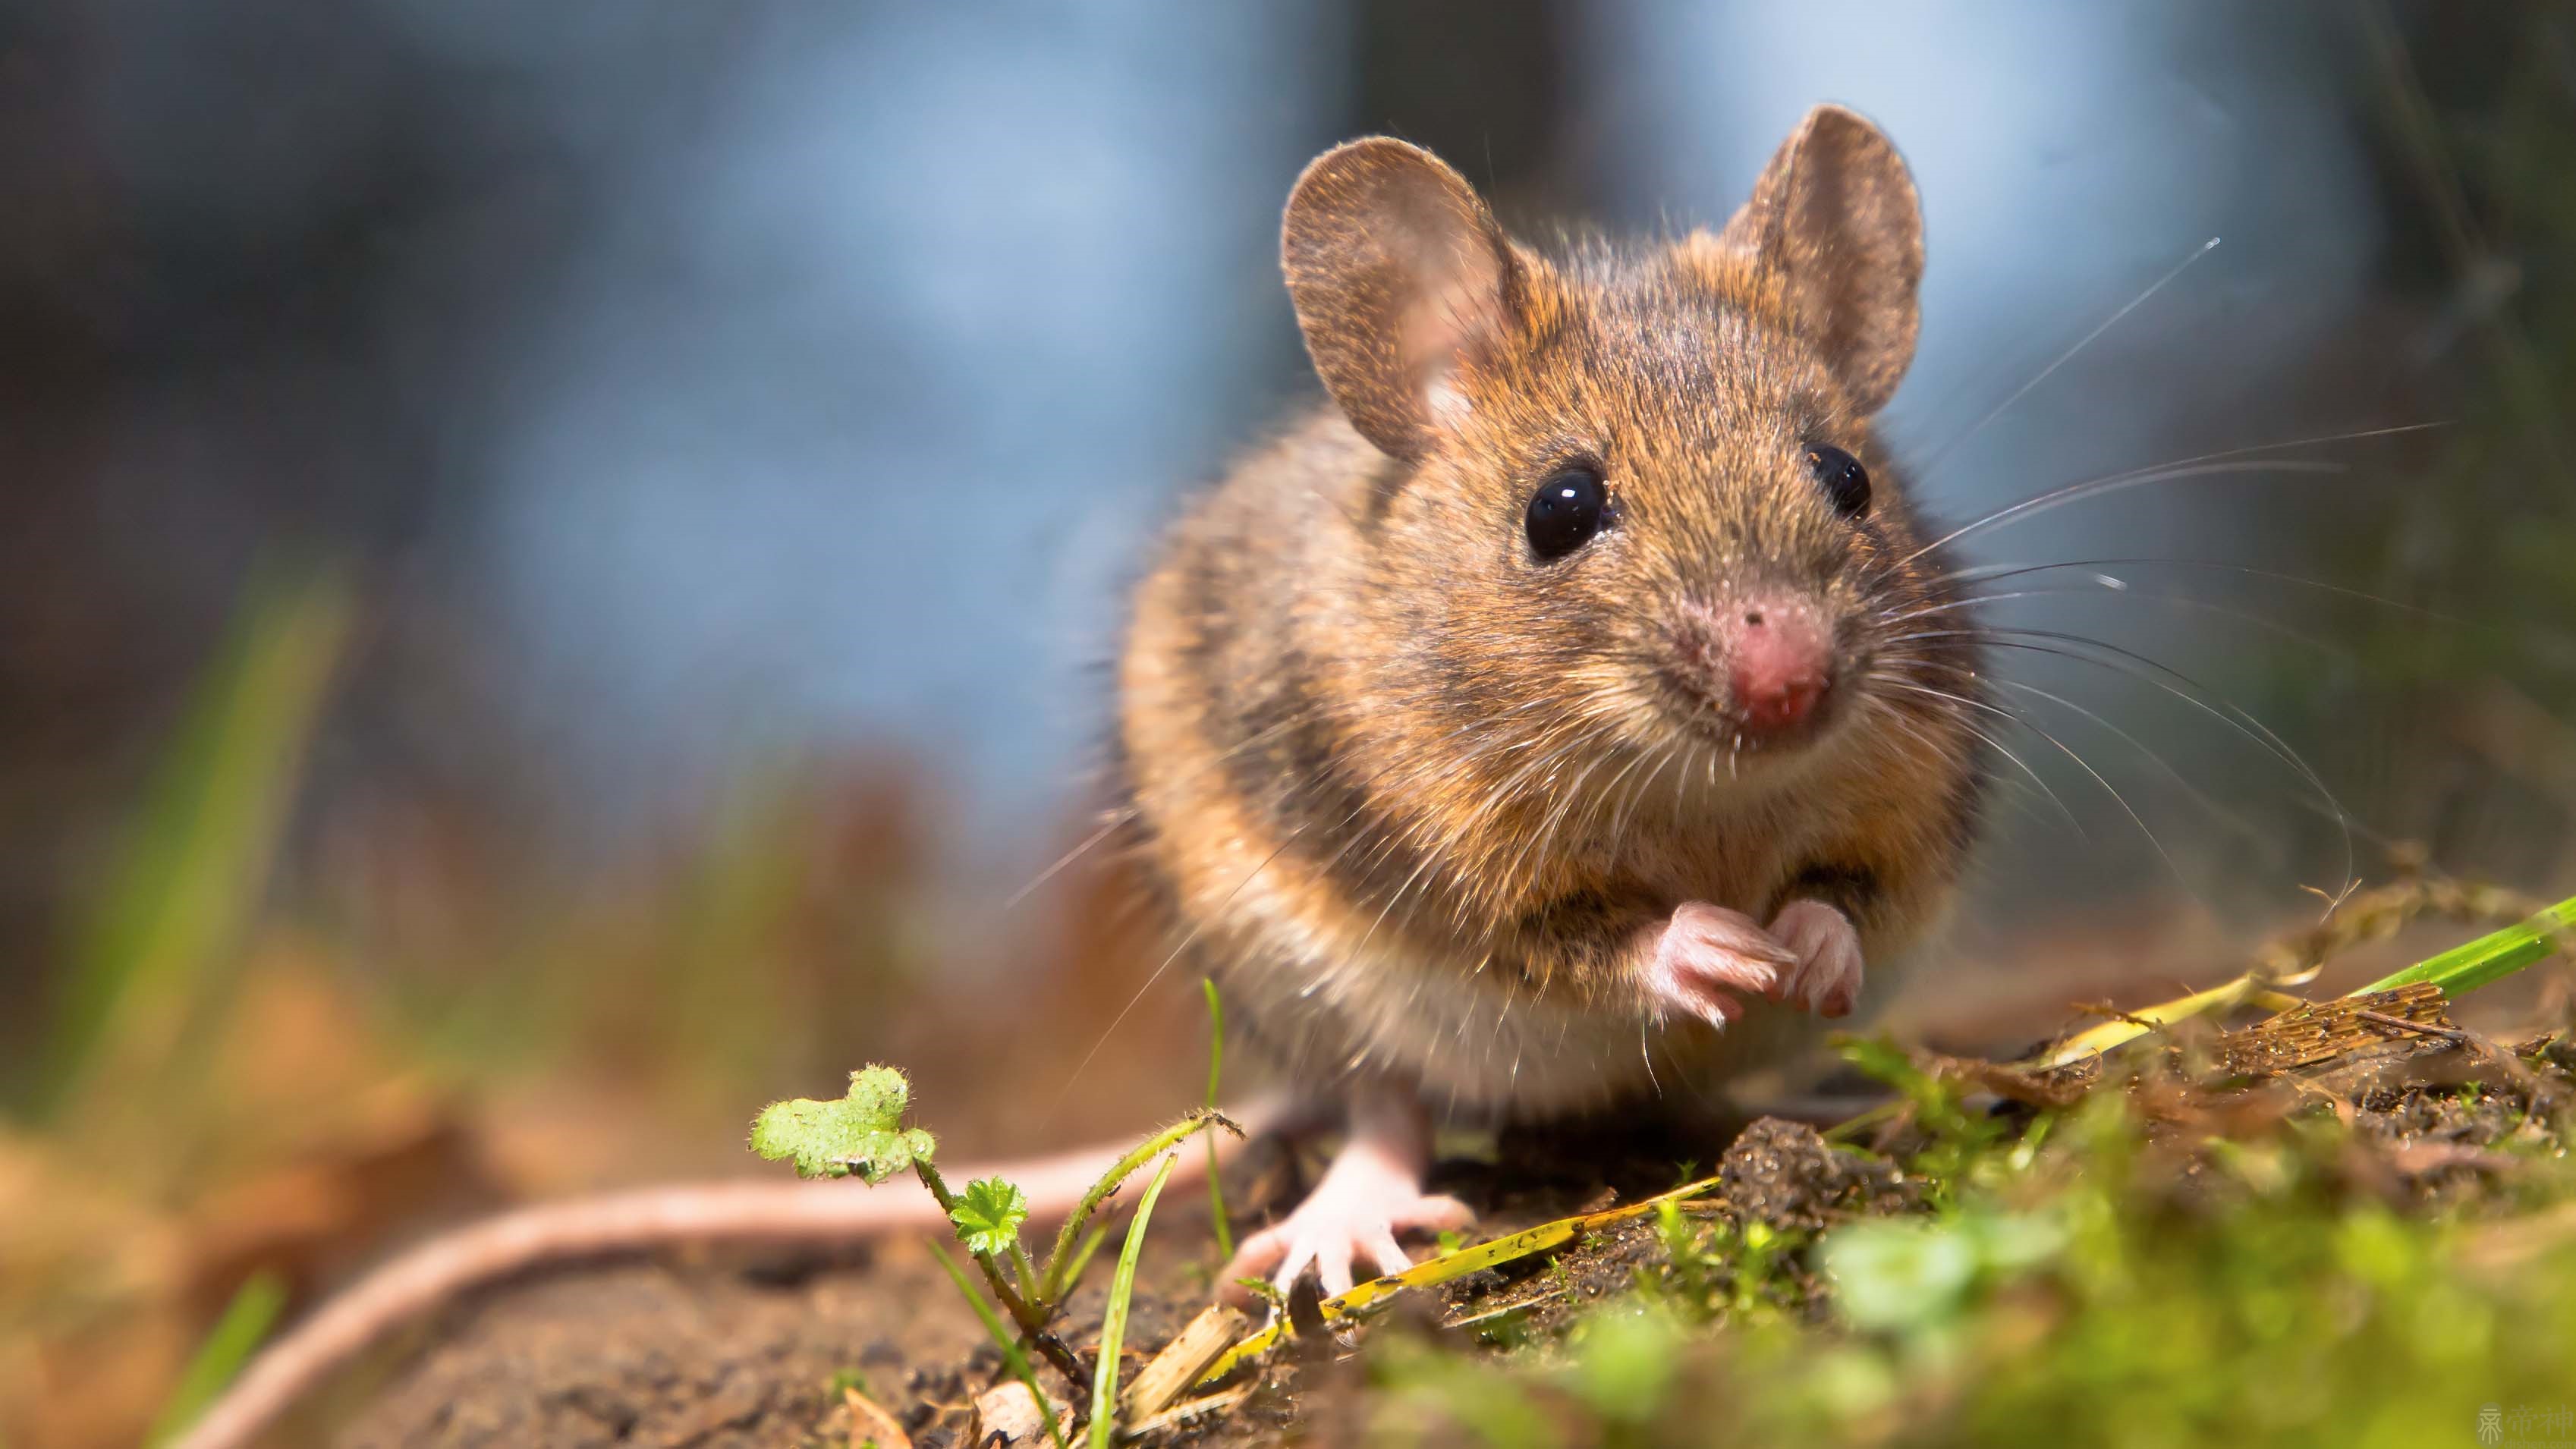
[172,1095,1290,1449]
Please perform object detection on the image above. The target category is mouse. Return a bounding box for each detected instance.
[172,103,1982,1449]
[1114,102,1982,1300]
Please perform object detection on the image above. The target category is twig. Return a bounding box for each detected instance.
[1123,1388,1251,1438]
[843,1384,914,1449]
[2353,1009,2475,1046]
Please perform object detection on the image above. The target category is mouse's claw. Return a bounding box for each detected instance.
[1637,901,1796,1029]
[1766,898,1864,1017]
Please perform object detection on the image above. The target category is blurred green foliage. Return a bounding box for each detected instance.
[1369,1080,2576,1449]
[27,565,351,1124]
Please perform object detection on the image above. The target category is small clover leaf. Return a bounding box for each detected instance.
[948,1177,1030,1259]
[750,1065,937,1183]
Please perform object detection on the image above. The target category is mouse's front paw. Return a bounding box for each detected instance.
[1766,898,1864,1017]
[1219,1170,1472,1306]
[1638,901,1797,1029]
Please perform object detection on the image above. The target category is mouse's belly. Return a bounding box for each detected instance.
[1223,935,1832,1117]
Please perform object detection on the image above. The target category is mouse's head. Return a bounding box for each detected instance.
[1284,105,1964,787]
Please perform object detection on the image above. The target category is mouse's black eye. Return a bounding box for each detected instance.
[1806,444,1871,517]
[1525,467,1610,560]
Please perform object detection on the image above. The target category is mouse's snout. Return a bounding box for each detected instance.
[1731,601,1832,734]
[1668,592,1836,741]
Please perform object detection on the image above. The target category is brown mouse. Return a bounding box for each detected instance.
[1115,102,1982,1298]
[172,103,1982,1448]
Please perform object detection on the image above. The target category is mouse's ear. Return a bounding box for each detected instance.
[1283,138,1527,460]
[1720,105,1923,416]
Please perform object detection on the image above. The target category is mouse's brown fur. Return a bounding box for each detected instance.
[1118,106,1984,1115]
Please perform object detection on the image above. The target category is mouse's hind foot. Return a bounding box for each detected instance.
[1219,1085,1470,1306]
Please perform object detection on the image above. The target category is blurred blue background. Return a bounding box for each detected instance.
[4,0,2565,1092]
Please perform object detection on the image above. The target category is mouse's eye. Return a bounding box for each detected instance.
[1525,467,1610,560]
[1806,444,1871,517]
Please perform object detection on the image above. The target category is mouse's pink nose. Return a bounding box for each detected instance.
[1728,602,1832,736]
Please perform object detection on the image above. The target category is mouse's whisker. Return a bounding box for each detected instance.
[1047,817,1314,1114]
[1468,771,1587,938]
[1466,696,1630,827]
[1910,556,2459,622]
[1008,695,1345,910]
[1905,421,2443,567]
[1480,725,1635,899]
[1851,685,1955,765]
[1994,676,2284,866]
[1918,234,2222,475]
[1963,682,2197,895]
[1473,717,1634,934]
[1883,585,2350,661]
[1864,684,2052,841]
[1615,742,1687,844]
[1871,677,2087,841]
[1594,738,1675,846]
[1908,458,2345,567]
[1974,628,2361,895]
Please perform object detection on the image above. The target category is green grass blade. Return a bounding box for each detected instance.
[33,564,352,1117]
[1057,1222,1112,1303]
[1200,978,1227,1108]
[1200,978,1233,1262]
[1040,1111,1231,1304]
[2357,893,2576,996]
[928,1240,1068,1449]
[144,1271,286,1447]
[1090,1152,1178,1449]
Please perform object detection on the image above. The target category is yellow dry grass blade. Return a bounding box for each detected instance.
[2038,887,2574,1070]
[1198,1174,1721,1385]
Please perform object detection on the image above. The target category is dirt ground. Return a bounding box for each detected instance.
[308,898,2576,1449]
[331,1024,2575,1449]
[327,1108,1932,1449]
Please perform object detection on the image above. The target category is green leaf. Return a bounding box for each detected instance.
[748,1065,936,1182]
[948,1176,1030,1258]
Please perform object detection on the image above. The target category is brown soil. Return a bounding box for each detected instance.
[334,1029,2572,1449]
[331,1109,1929,1449]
